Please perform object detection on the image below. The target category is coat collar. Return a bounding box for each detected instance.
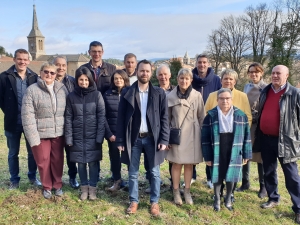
[207,106,239,117]
[262,82,293,96]
[168,87,198,108]
[6,65,36,98]
[37,77,65,93]
[124,81,158,108]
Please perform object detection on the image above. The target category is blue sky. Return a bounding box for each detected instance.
[0,0,275,59]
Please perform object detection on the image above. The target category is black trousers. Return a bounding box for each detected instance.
[241,158,264,184]
[108,140,122,181]
[65,145,77,179]
[261,134,300,213]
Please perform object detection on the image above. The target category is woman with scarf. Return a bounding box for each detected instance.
[65,66,105,201]
[202,88,252,211]
[166,68,205,205]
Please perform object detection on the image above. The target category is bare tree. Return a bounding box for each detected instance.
[219,15,251,76]
[267,0,300,82]
[206,29,223,74]
[242,3,274,64]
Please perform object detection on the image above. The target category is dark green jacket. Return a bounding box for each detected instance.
[202,106,252,183]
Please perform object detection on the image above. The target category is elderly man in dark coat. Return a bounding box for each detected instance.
[116,59,169,217]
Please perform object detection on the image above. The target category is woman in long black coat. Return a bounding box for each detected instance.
[103,70,130,192]
[65,66,105,200]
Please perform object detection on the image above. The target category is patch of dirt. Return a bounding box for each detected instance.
[1,189,67,207]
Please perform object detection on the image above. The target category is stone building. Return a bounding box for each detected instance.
[183,51,190,65]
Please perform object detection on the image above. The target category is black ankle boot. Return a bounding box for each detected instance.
[258,183,267,199]
[236,179,250,192]
[213,199,220,211]
[224,196,233,211]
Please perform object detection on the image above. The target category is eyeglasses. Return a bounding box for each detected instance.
[218,97,232,101]
[43,70,56,75]
[248,71,260,74]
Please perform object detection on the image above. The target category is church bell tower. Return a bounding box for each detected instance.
[27,4,45,60]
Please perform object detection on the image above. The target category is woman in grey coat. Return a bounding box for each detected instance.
[236,62,267,198]
[22,62,68,199]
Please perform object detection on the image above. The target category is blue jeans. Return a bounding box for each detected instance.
[129,136,160,203]
[78,161,98,187]
[5,129,37,183]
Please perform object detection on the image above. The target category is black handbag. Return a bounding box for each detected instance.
[169,107,190,145]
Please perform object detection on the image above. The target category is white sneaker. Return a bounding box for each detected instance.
[207,180,213,189]
[182,178,196,188]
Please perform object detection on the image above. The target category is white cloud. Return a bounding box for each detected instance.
[39,11,239,59]
[2,4,245,59]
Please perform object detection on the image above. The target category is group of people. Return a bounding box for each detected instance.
[1,41,300,223]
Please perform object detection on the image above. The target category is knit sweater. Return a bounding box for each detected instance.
[260,88,285,136]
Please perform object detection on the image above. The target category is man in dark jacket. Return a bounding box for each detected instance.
[0,49,40,189]
[253,65,300,224]
[191,54,221,188]
[80,41,116,95]
[53,56,79,189]
[116,59,169,216]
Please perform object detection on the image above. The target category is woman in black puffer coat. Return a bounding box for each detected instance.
[65,66,105,200]
[103,70,130,192]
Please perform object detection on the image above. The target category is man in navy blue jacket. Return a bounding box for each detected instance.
[0,49,40,189]
[191,54,221,188]
[116,60,169,216]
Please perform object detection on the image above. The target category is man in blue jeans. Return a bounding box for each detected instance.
[116,59,169,216]
[0,49,40,189]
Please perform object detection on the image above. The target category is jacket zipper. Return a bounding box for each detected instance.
[83,94,86,162]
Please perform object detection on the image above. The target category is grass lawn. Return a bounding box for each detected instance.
[0,111,297,225]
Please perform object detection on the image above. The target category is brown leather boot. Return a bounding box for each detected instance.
[80,185,89,200]
[150,203,160,217]
[127,202,138,214]
[108,179,122,192]
[88,186,97,200]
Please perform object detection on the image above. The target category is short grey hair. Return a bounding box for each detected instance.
[220,69,238,81]
[217,88,232,97]
[156,64,171,77]
[177,68,193,79]
[52,55,68,64]
[40,62,57,72]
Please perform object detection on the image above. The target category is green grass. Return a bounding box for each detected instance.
[0,111,297,224]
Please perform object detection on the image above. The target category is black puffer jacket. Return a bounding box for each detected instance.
[103,88,121,139]
[61,75,75,94]
[0,65,38,132]
[65,83,105,163]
